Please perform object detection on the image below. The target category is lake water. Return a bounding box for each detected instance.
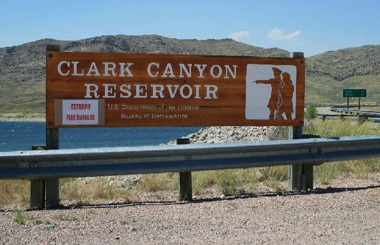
[0,121,202,152]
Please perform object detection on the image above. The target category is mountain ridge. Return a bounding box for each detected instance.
[0,35,379,115]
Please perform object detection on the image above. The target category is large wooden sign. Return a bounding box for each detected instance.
[46,50,305,128]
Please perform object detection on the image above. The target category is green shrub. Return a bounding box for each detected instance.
[193,171,218,195]
[13,209,32,225]
[305,104,317,120]
[215,170,238,196]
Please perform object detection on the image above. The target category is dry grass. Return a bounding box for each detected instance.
[137,173,178,192]
[304,119,379,184]
[0,180,30,209]
[60,177,133,205]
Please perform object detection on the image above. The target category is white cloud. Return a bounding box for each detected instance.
[268,28,301,40]
[228,31,250,40]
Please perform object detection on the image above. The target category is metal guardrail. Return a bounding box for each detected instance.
[1,136,379,180]
[330,108,380,117]
[319,108,380,122]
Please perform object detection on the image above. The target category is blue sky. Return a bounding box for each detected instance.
[1,0,379,56]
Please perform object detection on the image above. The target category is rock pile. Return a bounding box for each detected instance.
[167,126,284,145]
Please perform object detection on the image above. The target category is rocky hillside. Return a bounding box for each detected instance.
[307,45,380,81]
[0,35,379,115]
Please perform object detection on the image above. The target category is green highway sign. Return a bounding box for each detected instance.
[343,89,367,98]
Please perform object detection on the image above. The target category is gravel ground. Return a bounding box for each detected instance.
[1,174,379,245]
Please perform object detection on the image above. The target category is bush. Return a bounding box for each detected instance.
[215,170,238,196]
[305,104,317,120]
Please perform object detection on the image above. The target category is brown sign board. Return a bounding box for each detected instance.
[46,51,305,128]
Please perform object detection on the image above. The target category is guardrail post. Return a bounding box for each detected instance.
[46,128,60,208]
[30,180,45,209]
[358,115,368,123]
[288,126,304,191]
[177,138,192,201]
[30,145,46,209]
[303,160,314,190]
[288,131,318,191]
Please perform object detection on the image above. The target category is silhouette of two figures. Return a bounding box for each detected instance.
[255,67,294,120]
